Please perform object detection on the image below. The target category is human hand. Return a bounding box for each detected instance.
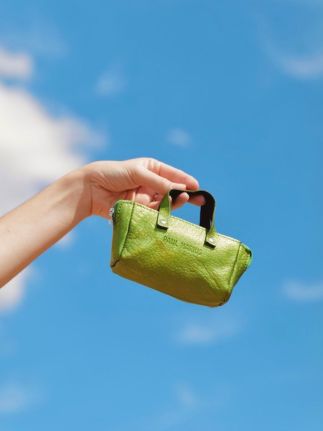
[0,157,205,287]
[81,157,205,219]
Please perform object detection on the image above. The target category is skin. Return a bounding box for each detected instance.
[0,157,205,288]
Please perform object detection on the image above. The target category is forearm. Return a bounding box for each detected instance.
[0,169,90,287]
[0,157,200,288]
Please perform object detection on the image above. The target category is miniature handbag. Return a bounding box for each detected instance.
[110,189,252,307]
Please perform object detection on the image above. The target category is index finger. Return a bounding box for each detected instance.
[154,160,200,191]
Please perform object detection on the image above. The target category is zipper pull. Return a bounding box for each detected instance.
[108,207,115,225]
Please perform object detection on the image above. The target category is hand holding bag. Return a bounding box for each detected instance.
[110,189,252,307]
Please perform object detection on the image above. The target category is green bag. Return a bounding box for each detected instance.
[110,189,252,307]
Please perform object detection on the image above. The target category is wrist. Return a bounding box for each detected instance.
[79,161,116,219]
[60,168,92,221]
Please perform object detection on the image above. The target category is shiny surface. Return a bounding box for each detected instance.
[157,189,217,247]
[110,195,252,307]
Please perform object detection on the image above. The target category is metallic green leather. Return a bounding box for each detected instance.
[110,189,252,307]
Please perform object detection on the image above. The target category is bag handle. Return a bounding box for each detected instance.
[157,189,217,247]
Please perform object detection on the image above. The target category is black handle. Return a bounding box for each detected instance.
[169,189,216,230]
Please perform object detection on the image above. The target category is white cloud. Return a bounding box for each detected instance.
[257,0,323,80]
[166,128,191,148]
[0,323,16,357]
[0,381,40,414]
[0,82,104,216]
[96,68,126,96]
[175,315,241,345]
[152,405,192,431]
[0,24,67,58]
[131,381,230,431]
[0,268,32,313]
[0,46,105,312]
[0,46,33,80]
[268,45,323,79]
[54,231,75,249]
[174,382,199,408]
[280,53,323,79]
[113,378,231,431]
[141,383,199,431]
[283,280,323,302]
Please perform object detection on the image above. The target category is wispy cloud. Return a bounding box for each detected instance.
[0,268,32,313]
[0,81,104,214]
[266,39,323,80]
[122,381,232,431]
[136,382,200,431]
[0,24,67,58]
[174,314,242,346]
[54,231,75,250]
[0,324,16,357]
[283,280,323,302]
[258,1,323,80]
[174,382,199,408]
[278,52,323,79]
[0,381,41,414]
[0,46,33,80]
[96,67,126,97]
[166,128,191,148]
[0,46,105,312]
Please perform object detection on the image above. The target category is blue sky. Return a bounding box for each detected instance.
[0,0,322,430]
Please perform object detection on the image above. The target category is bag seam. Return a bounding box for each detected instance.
[111,200,135,268]
[114,200,241,245]
[244,247,253,269]
[228,242,242,288]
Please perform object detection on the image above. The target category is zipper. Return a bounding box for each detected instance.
[108,207,115,225]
